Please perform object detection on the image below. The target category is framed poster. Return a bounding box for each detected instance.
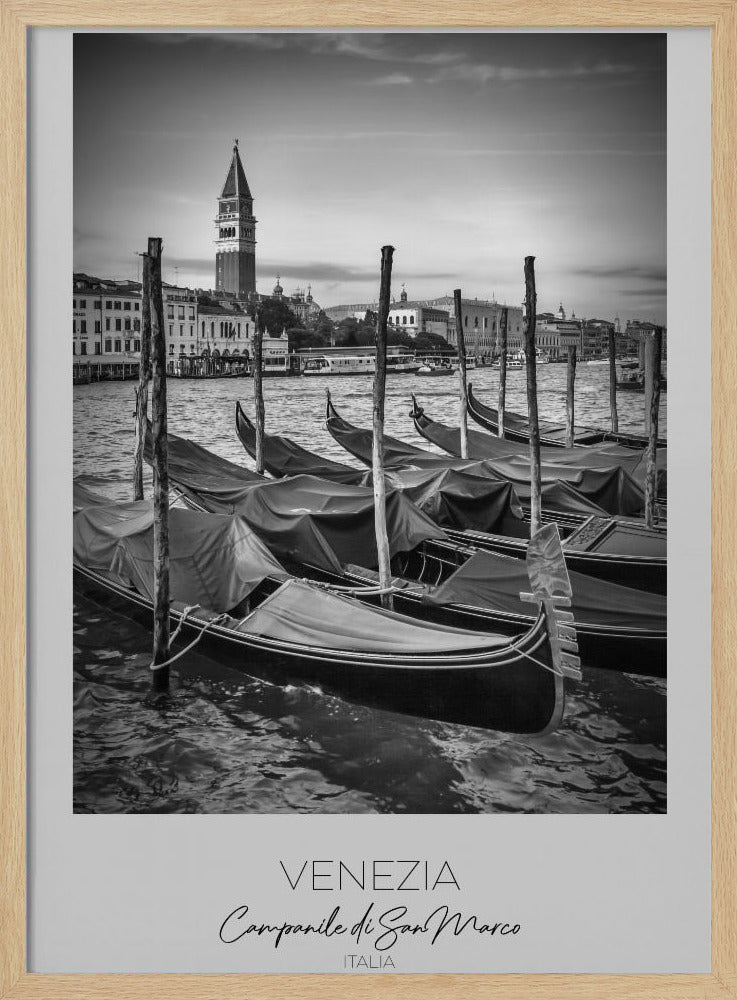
[1,3,735,999]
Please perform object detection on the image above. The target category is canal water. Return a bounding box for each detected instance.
[73,364,667,814]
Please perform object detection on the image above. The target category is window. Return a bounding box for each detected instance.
[189,307,195,320]
[94,300,101,309]
[125,340,131,352]
[190,325,194,336]
[167,306,174,319]
[402,316,407,325]
[72,320,76,333]
[464,316,468,327]
[105,339,112,352]
[474,317,479,328]
[105,318,111,331]
[134,319,140,331]
[80,320,87,334]
[79,299,87,308]
[124,302,131,311]
[180,325,184,337]
[237,323,240,338]
[134,302,140,311]
[124,319,131,331]
[210,322,214,337]
[169,325,173,337]
[114,339,122,353]
[80,343,87,355]
[484,317,488,330]
[169,344,174,355]
[178,307,185,320]
[115,319,122,332]
[72,344,76,355]
[179,344,185,354]
[94,321,101,334]
[73,299,77,308]
[190,344,195,354]
[201,321,205,336]
[114,301,121,310]
[410,315,415,325]
[106,300,113,309]
[94,343,101,355]
[134,339,141,352]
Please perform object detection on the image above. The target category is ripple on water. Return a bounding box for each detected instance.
[74,367,667,813]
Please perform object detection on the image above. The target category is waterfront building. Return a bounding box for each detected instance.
[427,295,524,360]
[387,286,449,339]
[73,274,142,358]
[214,139,257,299]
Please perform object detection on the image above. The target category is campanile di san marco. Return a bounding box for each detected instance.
[215,139,256,298]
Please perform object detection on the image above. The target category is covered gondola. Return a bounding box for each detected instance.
[411,396,666,499]
[73,483,581,734]
[160,426,666,674]
[320,396,666,594]
[467,382,666,449]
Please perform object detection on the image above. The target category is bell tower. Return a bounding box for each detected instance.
[215,139,256,299]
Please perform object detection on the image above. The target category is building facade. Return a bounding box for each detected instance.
[428,296,524,359]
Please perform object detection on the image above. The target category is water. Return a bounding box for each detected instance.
[73,365,666,814]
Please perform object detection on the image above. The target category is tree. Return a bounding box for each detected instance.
[257,297,299,336]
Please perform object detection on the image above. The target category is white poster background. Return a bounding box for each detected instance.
[28,27,710,973]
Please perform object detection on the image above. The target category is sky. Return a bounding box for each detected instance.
[73,32,666,323]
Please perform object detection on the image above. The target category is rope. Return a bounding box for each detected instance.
[301,578,399,597]
[149,609,229,672]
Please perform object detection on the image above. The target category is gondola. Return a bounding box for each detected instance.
[467,382,666,449]
[410,396,667,499]
[222,418,666,672]
[73,483,580,735]
[317,396,666,594]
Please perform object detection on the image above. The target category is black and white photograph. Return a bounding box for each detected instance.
[72,30,667,816]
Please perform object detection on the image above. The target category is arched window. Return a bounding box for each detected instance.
[210,322,214,337]
[201,321,205,336]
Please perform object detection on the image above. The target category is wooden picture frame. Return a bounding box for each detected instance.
[1,3,733,997]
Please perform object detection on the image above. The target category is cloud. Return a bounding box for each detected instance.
[429,60,637,86]
[572,265,666,285]
[367,72,414,86]
[620,287,667,298]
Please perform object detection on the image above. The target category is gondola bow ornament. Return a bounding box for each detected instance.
[521,524,582,681]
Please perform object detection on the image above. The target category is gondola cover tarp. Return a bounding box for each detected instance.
[240,579,512,654]
[428,549,666,631]
[161,430,447,574]
[74,500,289,613]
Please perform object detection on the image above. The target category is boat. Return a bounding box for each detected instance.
[409,397,667,500]
[159,425,665,676]
[234,401,666,596]
[616,370,668,394]
[467,382,666,450]
[73,481,582,734]
[417,361,455,377]
[302,352,419,376]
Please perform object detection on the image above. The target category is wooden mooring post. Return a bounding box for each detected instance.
[133,251,152,501]
[565,345,577,448]
[644,327,663,528]
[453,289,469,459]
[253,315,265,475]
[373,246,395,610]
[497,305,508,438]
[148,237,170,693]
[608,328,619,434]
[523,256,542,536]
